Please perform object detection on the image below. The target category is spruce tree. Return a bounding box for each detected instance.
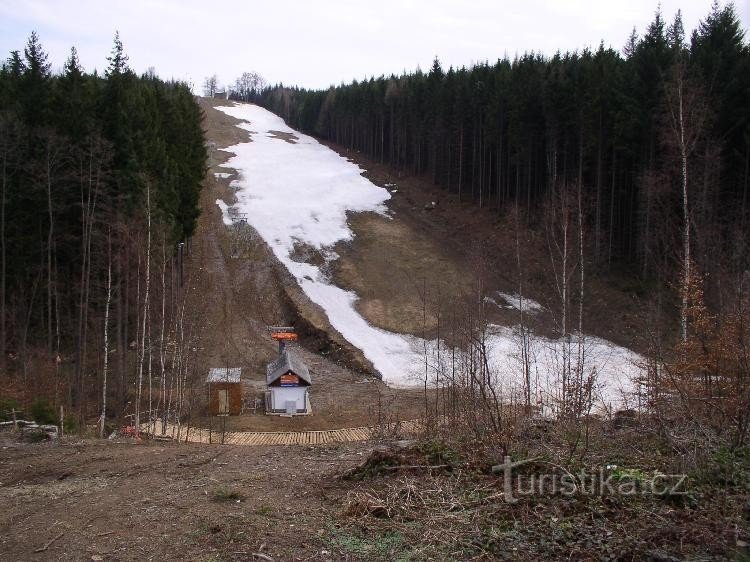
[106,31,129,77]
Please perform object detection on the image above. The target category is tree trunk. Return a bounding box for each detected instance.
[458,126,463,201]
[135,183,152,436]
[100,230,112,438]
[0,137,7,372]
[674,73,690,343]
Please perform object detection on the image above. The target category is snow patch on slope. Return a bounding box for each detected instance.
[483,326,643,413]
[215,199,232,226]
[486,292,545,313]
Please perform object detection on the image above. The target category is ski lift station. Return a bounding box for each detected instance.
[265,329,312,415]
[206,367,242,416]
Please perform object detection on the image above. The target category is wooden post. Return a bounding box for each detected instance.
[12,407,17,430]
[59,405,64,438]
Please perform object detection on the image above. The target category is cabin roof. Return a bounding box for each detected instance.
[266,350,311,385]
[206,367,242,384]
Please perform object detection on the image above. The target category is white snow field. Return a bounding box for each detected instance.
[214,103,643,411]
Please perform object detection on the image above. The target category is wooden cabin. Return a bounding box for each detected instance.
[207,367,242,415]
[265,350,311,415]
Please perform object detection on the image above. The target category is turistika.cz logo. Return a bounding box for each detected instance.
[492,456,688,503]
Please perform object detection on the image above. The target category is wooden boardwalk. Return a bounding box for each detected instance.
[144,420,416,446]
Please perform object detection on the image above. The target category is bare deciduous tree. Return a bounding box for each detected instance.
[203,74,218,97]
[231,71,266,102]
[100,229,112,438]
[135,182,152,436]
[663,61,708,343]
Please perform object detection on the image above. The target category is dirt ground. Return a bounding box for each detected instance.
[2,421,746,561]
[0,434,376,561]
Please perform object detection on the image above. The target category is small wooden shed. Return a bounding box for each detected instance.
[265,350,311,415]
[207,367,242,416]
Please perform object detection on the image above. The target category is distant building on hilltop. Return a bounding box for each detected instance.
[213,90,228,100]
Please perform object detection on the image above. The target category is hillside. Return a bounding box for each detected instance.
[207,99,643,414]
[1,7,749,557]
[0,97,747,562]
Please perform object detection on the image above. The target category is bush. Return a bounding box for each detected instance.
[23,429,50,443]
[30,399,57,425]
[697,446,750,488]
[0,397,20,421]
[63,414,79,434]
[212,488,243,502]
[417,439,462,466]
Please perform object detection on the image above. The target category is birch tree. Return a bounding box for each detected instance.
[100,229,112,438]
[135,182,152,436]
[663,60,707,342]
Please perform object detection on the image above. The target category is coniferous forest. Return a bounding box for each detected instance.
[260,4,749,298]
[0,32,206,423]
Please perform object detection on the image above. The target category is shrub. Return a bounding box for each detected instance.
[212,488,243,502]
[0,397,20,421]
[696,446,750,488]
[30,399,57,425]
[23,429,50,443]
[417,439,462,466]
[63,414,79,434]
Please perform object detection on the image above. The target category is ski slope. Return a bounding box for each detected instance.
[214,103,642,411]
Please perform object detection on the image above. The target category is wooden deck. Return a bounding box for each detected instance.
[143,420,417,446]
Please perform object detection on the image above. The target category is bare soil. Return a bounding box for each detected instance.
[2,423,746,561]
[267,130,298,144]
[0,434,373,561]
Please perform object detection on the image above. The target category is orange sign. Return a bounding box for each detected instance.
[272,332,298,341]
[280,374,299,386]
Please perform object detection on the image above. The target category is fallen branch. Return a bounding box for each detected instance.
[34,532,64,553]
[491,457,541,474]
[233,553,273,562]
[380,464,450,471]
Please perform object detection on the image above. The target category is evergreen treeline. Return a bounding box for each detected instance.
[0,32,206,416]
[260,4,749,291]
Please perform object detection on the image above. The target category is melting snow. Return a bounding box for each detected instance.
[214,103,643,411]
[486,292,545,313]
[215,199,232,226]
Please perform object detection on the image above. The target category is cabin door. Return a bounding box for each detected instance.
[218,389,229,415]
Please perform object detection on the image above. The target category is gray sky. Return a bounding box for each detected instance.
[1,0,748,91]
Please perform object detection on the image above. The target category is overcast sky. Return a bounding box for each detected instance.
[1,0,748,91]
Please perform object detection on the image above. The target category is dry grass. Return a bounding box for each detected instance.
[330,421,750,560]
